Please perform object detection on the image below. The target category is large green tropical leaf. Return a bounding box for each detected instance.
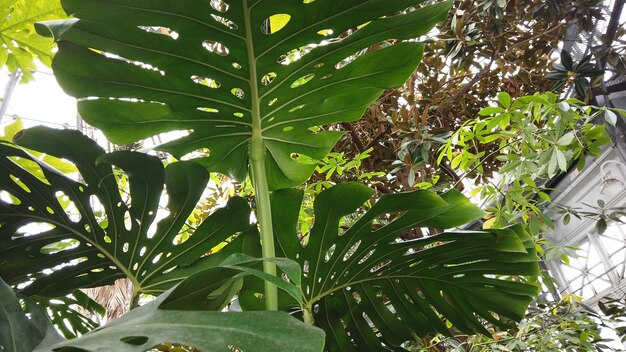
[37,0,452,189]
[0,0,66,81]
[0,127,252,298]
[0,277,62,352]
[33,274,325,352]
[242,183,540,351]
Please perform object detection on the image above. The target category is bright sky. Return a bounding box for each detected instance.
[0,65,78,130]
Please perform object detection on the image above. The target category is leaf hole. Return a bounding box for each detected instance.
[232,62,242,69]
[358,249,376,264]
[197,107,220,114]
[289,104,306,113]
[124,211,132,231]
[0,190,21,205]
[370,260,392,273]
[282,126,294,132]
[56,191,82,222]
[317,29,334,36]
[303,260,309,278]
[90,195,108,230]
[262,14,291,34]
[15,222,55,239]
[10,174,30,193]
[229,345,243,352]
[162,266,177,274]
[210,0,229,12]
[211,14,238,30]
[234,112,244,118]
[324,244,336,263]
[40,239,79,255]
[261,72,277,86]
[191,75,221,88]
[268,98,278,106]
[343,240,362,261]
[203,40,229,56]
[137,26,179,40]
[291,74,315,88]
[314,62,324,68]
[231,88,245,99]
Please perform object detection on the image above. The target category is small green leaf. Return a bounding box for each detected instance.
[555,149,567,172]
[498,92,511,109]
[538,192,551,203]
[479,106,506,116]
[596,218,608,234]
[557,132,575,146]
[606,110,618,126]
[563,213,571,225]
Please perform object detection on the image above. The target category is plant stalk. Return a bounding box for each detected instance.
[250,136,278,311]
[303,305,315,325]
[244,0,278,311]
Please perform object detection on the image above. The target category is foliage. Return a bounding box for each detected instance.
[0,1,546,351]
[36,0,452,190]
[0,0,66,82]
[0,127,252,299]
[414,295,619,351]
[440,92,619,233]
[330,0,607,192]
[0,277,61,352]
[547,50,604,101]
[0,272,326,352]
[237,183,540,350]
[598,295,626,343]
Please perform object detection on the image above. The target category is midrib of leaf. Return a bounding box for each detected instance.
[244,0,278,311]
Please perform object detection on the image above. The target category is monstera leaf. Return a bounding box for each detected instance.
[0,127,252,299]
[32,273,325,352]
[36,0,452,189]
[241,183,540,350]
[0,277,62,352]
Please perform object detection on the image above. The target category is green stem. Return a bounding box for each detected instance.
[250,143,279,311]
[303,305,315,325]
[244,1,278,311]
[129,287,140,310]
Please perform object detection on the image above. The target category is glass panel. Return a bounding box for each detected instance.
[560,239,613,300]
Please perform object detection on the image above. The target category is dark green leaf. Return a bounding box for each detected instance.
[0,127,252,298]
[0,277,62,352]
[38,0,452,189]
[498,92,511,109]
[561,50,573,71]
[33,281,325,352]
[251,183,539,351]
